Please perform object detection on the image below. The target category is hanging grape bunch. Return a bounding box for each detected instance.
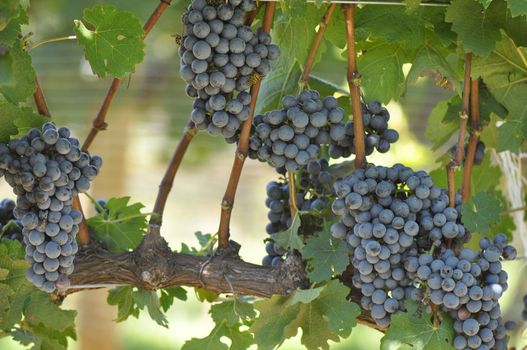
[329,100,399,159]
[331,164,468,327]
[248,91,346,172]
[179,0,280,139]
[0,122,102,293]
[0,198,23,242]
[262,158,335,265]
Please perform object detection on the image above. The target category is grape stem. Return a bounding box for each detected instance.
[287,171,298,218]
[149,119,197,231]
[81,0,173,152]
[446,53,472,209]
[461,79,481,202]
[33,78,51,117]
[217,2,277,250]
[343,4,366,169]
[298,3,337,88]
[29,35,77,50]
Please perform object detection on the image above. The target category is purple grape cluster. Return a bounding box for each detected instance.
[248,91,346,172]
[0,122,102,293]
[329,100,399,159]
[450,140,486,166]
[180,0,280,138]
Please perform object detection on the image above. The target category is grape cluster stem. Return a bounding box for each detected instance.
[217,2,277,250]
[343,4,366,169]
[462,79,481,201]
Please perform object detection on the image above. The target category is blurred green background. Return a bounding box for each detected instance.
[0,1,526,349]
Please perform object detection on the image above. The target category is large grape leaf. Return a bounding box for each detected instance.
[132,289,168,328]
[473,32,527,134]
[507,0,527,17]
[183,298,255,350]
[86,196,148,252]
[0,40,36,104]
[73,5,145,79]
[251,280,360,350]
[0,101,45,143]
[445,0,506,57]
[303,230,349,283]
[357,6,427,48]
[461,191,502,233]
[381,301,455,350]
[424,99,458,150]
[271,212,304,252]
[357,41,408,103]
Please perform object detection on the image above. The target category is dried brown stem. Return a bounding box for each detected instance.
[81,0,173,152]
[149,120,197,229]
[461,79,480,202]
[287,172,298,218]
[453,53,472,166]
[217,2,276,250]
[33,78,51,117]
[299,3,337,86]
[446,53,472,208]
[343,5,366,169]
[73,196,91,246]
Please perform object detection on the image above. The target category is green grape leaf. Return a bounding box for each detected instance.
[251,280,360,350]
[255,59,300,115]
[445,0,506,57]
[424,99,458,150]
[183,297,255,350]
[461,192,502,233]
[303,230,349,283]
[477,0,493,8]
[381,301,455,350]
[357,41,407,103]
[24,292,77,332]
[131,289,168,328]
[479,84,508,122]
[325,7,347,49]
[0,40,36,104]
[86,196,147,252]
[73,5,145,79]
[0,100,45,145]
[271,212,304,252]
[473,32,527,128]
[357,6,427,48]
[211,299,256,327]
[195,287,219,303]
[507,0,527,17]
[159,287,187,312]
[0,0,19,31]
[180,231,217,256]
[497,121,524,151]
[107,286,139,322]
[0,9,28,46]
[407,46,461,93]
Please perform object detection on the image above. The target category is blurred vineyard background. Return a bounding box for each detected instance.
[0,0,525,349]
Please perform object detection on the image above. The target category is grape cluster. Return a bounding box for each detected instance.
[331,164,470,327]
[249,91,346,172]
[450,141,486,166]
[180,0,280,138]
[328,100,399,159]
[416,234,516,350]
[0,198,23,242]
[262,159,335,265]
[0,122,102,293]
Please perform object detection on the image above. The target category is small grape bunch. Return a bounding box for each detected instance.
[180,0,280,138]
[329,100,399,159]
[262,159,335,265]
[248,90,346,172]
[0,122,102,293]
[0,198,23,242]
[449,140,486,165]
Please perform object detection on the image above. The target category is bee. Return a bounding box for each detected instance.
[173,34,184,46]
[248,72,263,86]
